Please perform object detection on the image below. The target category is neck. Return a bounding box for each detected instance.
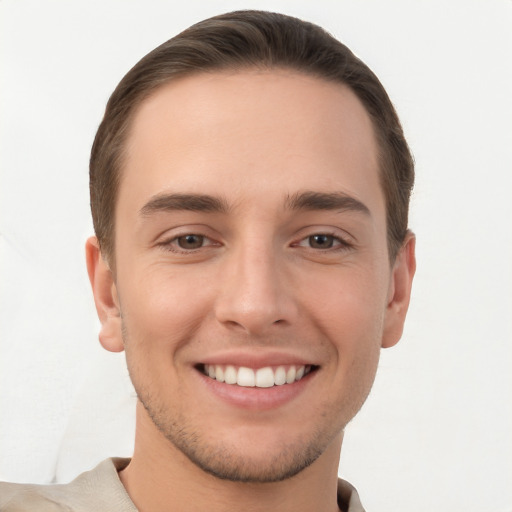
[119,403,343,512]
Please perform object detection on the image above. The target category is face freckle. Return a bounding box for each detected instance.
[110,69,395,482]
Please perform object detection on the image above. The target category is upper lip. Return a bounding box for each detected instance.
[195,350,319,368]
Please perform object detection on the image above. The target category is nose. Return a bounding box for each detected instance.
[214,243,299,336]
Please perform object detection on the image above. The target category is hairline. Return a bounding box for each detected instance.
[103,65,400,269]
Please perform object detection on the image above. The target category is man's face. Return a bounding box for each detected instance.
[101,70,408,482]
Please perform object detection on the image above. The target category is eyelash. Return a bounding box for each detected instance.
[158,233,218,253]
[293,233,353,251]
[158,231,353,254]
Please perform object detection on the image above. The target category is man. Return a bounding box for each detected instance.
[0,10,415,512]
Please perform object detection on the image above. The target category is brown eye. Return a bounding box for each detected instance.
[177,234,204,249]
[308,234,335,249]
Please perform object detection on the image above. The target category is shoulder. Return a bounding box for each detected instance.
[0,458,136,512]
[338,478,366,512]
[0,480,73,512]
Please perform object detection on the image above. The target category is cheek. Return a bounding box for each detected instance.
[304,266,388,344]
[118,270,213,398]
[299,273,385,428]
[302,266,388,395]
[118,266,214,352]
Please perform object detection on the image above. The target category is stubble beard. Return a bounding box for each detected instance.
[134,380,331,483]
[122,322,372,484]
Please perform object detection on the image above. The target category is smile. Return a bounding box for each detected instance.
[201,364,315,388]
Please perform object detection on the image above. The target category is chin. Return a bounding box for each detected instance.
[165,424,326,483]
[137,389,347,484]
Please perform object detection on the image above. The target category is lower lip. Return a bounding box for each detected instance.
[196,369,316,411]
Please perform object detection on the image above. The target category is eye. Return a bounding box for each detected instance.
[294,232,352,251]
[157,232,218,253]
[176,234,205,250]
[308,234,336,249]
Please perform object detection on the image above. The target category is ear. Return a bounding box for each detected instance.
[85,236,124,352]
[381,232,416,349]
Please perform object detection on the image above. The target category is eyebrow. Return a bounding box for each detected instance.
[285,191,371,215]
[139,190,370,218]
[140,193,230,216]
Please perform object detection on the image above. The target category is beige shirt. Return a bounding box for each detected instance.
[0,458,365,512]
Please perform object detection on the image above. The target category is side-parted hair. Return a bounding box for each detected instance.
[90,10,414,263]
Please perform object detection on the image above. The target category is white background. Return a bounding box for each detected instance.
[1,1,511,511]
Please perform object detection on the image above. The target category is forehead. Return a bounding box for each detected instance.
[119,69,383,217]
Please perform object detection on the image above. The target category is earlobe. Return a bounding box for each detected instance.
[381,232,416,349]
[85,236,124,353]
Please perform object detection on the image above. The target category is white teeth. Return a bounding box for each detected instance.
[274,366,286,386]
[286,366,296,384]
[224,365,237,385]
[255,367,274,388]
[203,364,312,387]
[237,367,255,387]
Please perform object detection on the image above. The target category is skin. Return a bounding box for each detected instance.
[86,70,415,512]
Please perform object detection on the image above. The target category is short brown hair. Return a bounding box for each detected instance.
[90,10,414,263]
